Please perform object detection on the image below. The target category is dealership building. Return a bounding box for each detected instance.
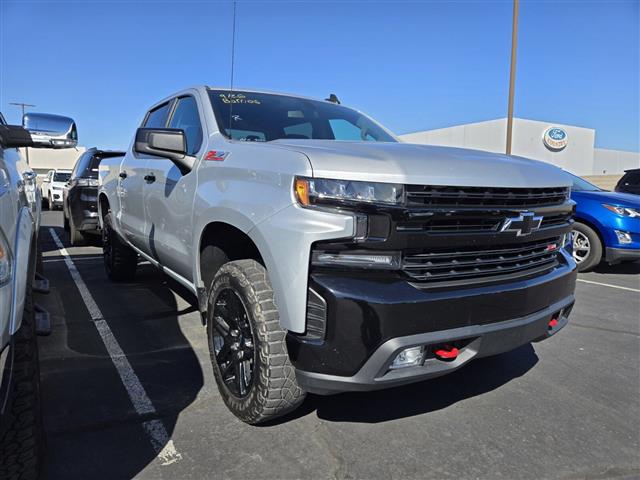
[400,117,639,176]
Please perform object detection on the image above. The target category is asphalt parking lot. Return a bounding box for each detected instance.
[35,210,639,480]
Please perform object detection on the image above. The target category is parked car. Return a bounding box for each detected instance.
[0,112,77,479]
[63,148,125,245]
[99,86,577,424]
[615,168,640,195]
[569,173,640,271]
[41,168,72,210]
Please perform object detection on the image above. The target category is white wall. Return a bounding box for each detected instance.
[592,148,640,174]
[510,119,595,176]
[400,118,626,176]
[401,119,507,154]
[19,146,86,177]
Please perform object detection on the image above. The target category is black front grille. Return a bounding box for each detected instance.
[397,217,502,234]
[403,237,562,285]
[396,212,572,235]
[406,185,570,208]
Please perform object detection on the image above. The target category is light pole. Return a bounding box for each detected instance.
[9,102,35,164]
[505,0,519,155]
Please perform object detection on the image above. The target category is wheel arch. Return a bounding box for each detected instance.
[573,215,606,252]
[197,221,265,299]
[97,192,110,229]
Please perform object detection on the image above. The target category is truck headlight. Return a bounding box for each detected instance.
[602,204,640,218]
[312,250,401,269]
[0,229,11,286]
[295,177,404,207]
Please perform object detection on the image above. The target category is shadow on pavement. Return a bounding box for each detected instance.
[593,261,640,275]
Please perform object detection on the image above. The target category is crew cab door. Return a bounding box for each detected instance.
[143,95,203,280]
[119,101,173,253]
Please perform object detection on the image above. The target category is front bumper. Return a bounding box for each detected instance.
[295,296,574,395]
[288,254,577,395]
[605,247,640,264]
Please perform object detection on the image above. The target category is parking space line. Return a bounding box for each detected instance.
[43,256,103,263]
[48,228,183,466]
[577,278,640,293]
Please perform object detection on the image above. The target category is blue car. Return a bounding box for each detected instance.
[569,173,640,271]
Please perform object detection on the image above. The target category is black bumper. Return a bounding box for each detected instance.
[287,256,577,395]
[606,247,640,264]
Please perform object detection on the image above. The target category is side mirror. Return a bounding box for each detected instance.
[134,128,193,172]
[23,113,77,149]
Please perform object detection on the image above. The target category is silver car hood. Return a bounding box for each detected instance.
[270,140,571,188]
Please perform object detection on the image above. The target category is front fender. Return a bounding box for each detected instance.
[248,204,354,333]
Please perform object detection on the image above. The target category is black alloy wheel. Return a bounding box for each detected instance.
[211,288,255,398]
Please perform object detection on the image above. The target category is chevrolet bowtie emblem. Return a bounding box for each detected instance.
[500,212,543,236]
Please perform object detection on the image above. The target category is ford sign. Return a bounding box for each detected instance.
[543,127,568,151]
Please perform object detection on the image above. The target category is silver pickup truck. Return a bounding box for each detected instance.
[0,112,77,478]
[99,86,577,424]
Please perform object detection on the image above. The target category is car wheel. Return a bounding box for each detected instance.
[69,217,84,246]
[0,277,43,480]
[572,222,603,272]
[102,212,137,281]
[206,259,306,424]
[63,213,70,232]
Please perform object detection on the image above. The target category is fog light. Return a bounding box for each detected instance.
[614,230,632,244]
[390,346,424,369]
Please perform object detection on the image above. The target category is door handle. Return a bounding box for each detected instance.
[119,171,127,179]
[144,173,156,183]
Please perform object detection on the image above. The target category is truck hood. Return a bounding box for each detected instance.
[270,140,571,188]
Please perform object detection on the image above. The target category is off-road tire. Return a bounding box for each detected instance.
[102,212,137,281]
[573,222,602,272]
[0,280,43,480]
[206,260,306,424]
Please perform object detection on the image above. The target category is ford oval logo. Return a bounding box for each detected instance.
[543,126,568,151]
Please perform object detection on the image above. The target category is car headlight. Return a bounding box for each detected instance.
[602,204,640,218]
[0,229,12,286]
[294,177,404,207]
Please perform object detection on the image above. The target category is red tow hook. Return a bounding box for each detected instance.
[548,317,559,329]
[434,344,459,361]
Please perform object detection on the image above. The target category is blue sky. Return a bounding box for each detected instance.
[1,0,638,152]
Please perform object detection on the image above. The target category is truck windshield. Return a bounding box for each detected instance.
[208,90,396,143]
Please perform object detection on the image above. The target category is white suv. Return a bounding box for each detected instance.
[41,168,71,210]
